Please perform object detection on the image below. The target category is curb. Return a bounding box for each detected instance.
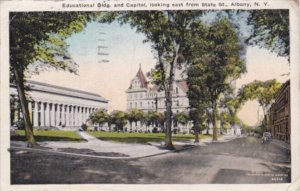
[9,143,198,160]
[9,135,242,160]
[9,146,170,160]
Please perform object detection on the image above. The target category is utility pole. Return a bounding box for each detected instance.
[97,25,109,64]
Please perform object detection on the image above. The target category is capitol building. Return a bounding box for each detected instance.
[126,66,190,114]
[10,81,108,129]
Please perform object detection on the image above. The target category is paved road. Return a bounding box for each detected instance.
[11,136,290,184]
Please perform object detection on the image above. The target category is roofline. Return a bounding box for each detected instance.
[11,80,109,103]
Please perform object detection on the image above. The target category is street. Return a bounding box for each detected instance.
[11,136,291,184]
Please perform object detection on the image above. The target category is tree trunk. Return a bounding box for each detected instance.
[165,93,174,149]
[262,107,267,132]
[129,121,132,132]
[206,120,210,135]
[108,122,111,132]
[13,65,37,147]
[212,102,218,141]
[164,43,180,150]
[194,122,200,143]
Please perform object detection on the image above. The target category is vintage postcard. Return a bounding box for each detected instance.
[0,0,299,191]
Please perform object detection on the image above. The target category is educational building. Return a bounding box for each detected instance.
[10,80,108,129]
[267,80,290,143]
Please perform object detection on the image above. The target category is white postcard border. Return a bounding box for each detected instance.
[0,0,299,191]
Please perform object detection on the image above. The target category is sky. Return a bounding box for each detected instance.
[29,18,290,126]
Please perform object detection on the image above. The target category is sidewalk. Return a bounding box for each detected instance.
[10,132,241,159]
[271,139,291,151]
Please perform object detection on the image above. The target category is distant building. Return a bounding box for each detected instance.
[267,80,290,143]
[10,81,108,129]
[126,66,189,114]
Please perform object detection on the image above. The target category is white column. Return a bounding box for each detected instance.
[87,108,90,120]
[74,106,78,126]
[55,104,60,126]
[80,107,83,124]
[84,107,88,122]
[66,105,69,126]
[33,101,38,127]
[40,102,45,126]
[81,107,84,124]
[78,107,82,125]
[62,105,65,125]
[78,107,81,125]
[45,102,50,127]
[73,106,76,126]
[82,107,85,123]
[51,103,55,126]
[70,106,74,126]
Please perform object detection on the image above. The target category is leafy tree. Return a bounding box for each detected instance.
[89,110,108,130]
[173,111,189,134]
[10,12,97,147]
[111,110,127,131]
[156,112,166,131]
[189,108,208,142]
[246,10,289,60]
[127,108,143,131]
[238,79,282,131]
[187,18,246,141]
[221,94,244,129]
[100,11,205,150]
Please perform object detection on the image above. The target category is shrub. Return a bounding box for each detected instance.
[152,127,158,133]
[81,123,88,131]
[16,119,25,130]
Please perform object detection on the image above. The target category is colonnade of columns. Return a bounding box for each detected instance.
[10,95,99,128]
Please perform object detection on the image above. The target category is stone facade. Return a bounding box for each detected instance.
[267,80,290,143]
[126,67,189,114]
[10,80,108,129]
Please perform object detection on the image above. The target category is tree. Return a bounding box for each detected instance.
[187,18,246,141]
[188,108,207,142]
[89,110,108,130]
[238,79,282,131]
[246,10,289,60]
[111,110,127,131]
[10,12,97,147]
[221,94,244,129]
[127,108,143,132]
[173,111,189,133]
[100,11,207,149]
[156,112,166,131]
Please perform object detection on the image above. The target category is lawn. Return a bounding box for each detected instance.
[11,130,83,142]
[88,131,212,144]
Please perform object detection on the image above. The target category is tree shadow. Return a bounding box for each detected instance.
[11,151,156,184]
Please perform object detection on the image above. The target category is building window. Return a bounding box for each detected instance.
[140,102,142,108]
[130,102,132,109]
[175,87,178,94]
[135,102,137,108]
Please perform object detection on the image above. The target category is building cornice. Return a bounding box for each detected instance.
[10,80,108,103]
